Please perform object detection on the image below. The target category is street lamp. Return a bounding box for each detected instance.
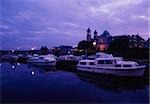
[93,41,96,46]
[93,41,96,52]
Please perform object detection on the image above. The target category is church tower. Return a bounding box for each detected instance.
[94,30,98,40]
[87,28,91,42]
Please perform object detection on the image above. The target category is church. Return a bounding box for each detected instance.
[86,28,112,51]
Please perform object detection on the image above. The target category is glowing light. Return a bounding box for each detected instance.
[68,51,71,54]
[17,63,20,66]
[31,71,35,76]
[17,47,20,50]
[31,48,34,50]
[93,42,96,46]
[97,44,106,51]
[31,47,36,50]
[12,65,15,69]
[0,63,1,67]
[12,50,15,52]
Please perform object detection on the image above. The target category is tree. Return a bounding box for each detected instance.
[77,40,95,55]
[40,46,49,55]
[108,36,130,56]
[78,40,94,51]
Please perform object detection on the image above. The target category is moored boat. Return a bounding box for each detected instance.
[56,54,81,70]
[77,54,146,77]
[28,54,57,67]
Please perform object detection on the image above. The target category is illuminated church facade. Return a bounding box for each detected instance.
[86,28,112,51]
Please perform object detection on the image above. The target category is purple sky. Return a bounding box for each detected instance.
[1,0,149,50]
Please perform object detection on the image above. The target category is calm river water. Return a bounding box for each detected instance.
[0,62,149,103]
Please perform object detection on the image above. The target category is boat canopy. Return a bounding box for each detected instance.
[95,52,113,58]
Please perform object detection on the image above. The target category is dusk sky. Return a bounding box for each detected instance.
[1,0,149,50]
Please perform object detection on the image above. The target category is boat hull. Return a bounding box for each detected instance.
[29,61,56,67]
[77,66,146,77]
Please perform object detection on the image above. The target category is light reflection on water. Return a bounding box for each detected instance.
[31,70,35,76]
[11,65,15,69]
[17,63,20,66]
[0,62,149,103]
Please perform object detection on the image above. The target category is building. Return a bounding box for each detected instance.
[144,38,150,48]
[87,28,92,42]
[59,46,73,55]
[94,30,98,40]
[129,34,145,48]
[86,28,112,51]
[96,30,112,51]
[85,28,146,51]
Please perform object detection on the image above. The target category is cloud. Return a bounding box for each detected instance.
[1,0,149,49]
[0,24,9,29]
[132,15,150,21]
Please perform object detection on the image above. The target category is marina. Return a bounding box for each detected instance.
[0,62,149,103]
[1,0,149,103]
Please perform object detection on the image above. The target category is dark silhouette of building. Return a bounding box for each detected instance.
[94,30,98,40]
[59,46,73,55]
[85,28,147,52]
[144,38,150,48]
[87,28,91,42]
[129,34,145,48]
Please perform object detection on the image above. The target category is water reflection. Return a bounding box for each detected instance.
[27,64,56,74]
[75,71,148,92]
[31,70,35,76]
[9,62,21,69]
[17,63,20,66]
[11,65,15,69]
[1,62,149,103]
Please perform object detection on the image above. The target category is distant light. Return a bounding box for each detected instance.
[12,50,15,52]
[68,51,71,54]
[12,65,15,69]
[31,47,36,50]
[17,63,20,66]
[31,48,34,50]
[31,71,35,76]
[17,47,20,50]
[73,45,77,48]
[0,63,1,67]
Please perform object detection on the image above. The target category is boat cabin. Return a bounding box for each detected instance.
[79,60,95,66]
[95,57,123,66]
[115,61,139,67]
[78,57,139,68]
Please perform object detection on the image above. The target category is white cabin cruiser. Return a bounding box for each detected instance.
[27,54,39,63]
[58,54,81,61]
[28,54,57,67]
[77,56,146,77]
